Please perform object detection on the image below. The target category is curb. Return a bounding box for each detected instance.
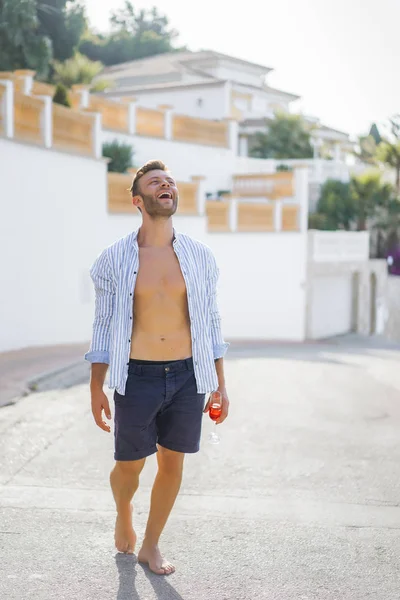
[26,360,90,394]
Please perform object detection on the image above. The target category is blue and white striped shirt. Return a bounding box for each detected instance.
[85,228,229,394]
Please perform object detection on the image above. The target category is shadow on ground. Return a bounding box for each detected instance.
[116,553,184,600]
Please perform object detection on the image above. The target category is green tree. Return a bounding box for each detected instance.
[314,179,354,230]
[80,3,181,66]
[350,171,393,231]
[376,115,400,192]
[373,196,400,257]
[53,51,103,87]
[249,112,314,159]
[37,0,86,62]
[103,140,133,173]
[0,0,52,77]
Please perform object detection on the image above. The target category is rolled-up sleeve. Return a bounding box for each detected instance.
[206,251,229,360]
[84,249,115,364]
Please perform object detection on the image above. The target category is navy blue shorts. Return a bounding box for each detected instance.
[113,357,206,461]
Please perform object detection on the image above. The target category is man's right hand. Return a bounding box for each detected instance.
[91,389,112,433]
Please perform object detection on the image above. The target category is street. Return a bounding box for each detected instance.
[1,339,400,599]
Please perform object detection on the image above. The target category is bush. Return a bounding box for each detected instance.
[102,140,134,173]
[53,83,71,107]
[308,213,329,230]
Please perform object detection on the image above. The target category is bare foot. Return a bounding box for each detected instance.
[115,505,136,554]
[138,542,175,575]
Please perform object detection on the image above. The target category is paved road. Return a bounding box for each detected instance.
[1,339,400,599]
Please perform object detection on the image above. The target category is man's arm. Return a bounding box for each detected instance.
[203,251,229,424]
[85,249,116,432]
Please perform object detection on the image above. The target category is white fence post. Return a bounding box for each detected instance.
[191,175,206,215]
[71,84,90,109]
[274,200,282,232]
[14,69,35,95]
[0,79,14,138]
[294,167,309,233]
[92,112,102,159]
[38,96,53,148]
[225,117,239,154]
[229,198,238,232]
[122,97,137,135]
[159,105,173,140]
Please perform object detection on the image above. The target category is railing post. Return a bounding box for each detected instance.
[158,105,173,140]
[191,175,207,215]
[14,69,35,94]
[38,95,53,148]
[294,167,309,233]
[0,79,14,138]
[229,198,238,232]
[92,112,102,159]
[71,84,90,109]
[224,117,239,154]
[121,97,137,135]
[274,200,282,232]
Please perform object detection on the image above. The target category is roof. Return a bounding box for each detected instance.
[99,49,279,97]
[102,49,273,77]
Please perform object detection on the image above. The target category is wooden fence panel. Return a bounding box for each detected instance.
[136,107,164,137]
[53,104,94,156]
[14,92,44,144]
[108,173,133,213]
[173,115,229,147]
[89,96,129,132]
[32,81,55,97]
[237,202,274,232]
[233,172,294,199]
[282,205,299,231]
[206,201,230,231]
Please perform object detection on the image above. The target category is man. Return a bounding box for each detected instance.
[85,159,229,575]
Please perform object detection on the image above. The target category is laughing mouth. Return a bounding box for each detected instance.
[157,192,173,199]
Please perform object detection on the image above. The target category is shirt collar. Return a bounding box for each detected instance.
[131,226,180,247]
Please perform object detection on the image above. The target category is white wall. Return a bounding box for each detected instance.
[0,136,309,351]
[110,85,228,120]
[309,275,352,339]
[102,130,236,194]
[0,138,108,351]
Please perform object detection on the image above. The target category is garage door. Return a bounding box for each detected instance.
[310,274,353,339]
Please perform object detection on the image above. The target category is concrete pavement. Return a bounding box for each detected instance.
[1,339,400,599]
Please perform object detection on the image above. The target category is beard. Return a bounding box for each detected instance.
[141,192,178,218]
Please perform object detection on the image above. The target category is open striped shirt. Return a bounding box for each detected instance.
[84,228,229,394]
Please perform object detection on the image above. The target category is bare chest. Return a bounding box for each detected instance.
[134,248,187,298]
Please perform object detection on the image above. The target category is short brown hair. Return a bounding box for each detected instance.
[130,159,168,197]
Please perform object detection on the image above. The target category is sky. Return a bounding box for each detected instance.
[83,0,400,138]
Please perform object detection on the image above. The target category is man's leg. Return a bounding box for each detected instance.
[110,459,146,553]
[138,446,184,574]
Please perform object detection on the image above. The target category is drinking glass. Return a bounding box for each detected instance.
[208,391,222,444]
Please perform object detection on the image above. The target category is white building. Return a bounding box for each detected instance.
[99,50,351,164]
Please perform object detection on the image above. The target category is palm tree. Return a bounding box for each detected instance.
[375,115,400,192]
[350,171,393,231]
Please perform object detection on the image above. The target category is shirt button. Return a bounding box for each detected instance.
[130,293,132,296]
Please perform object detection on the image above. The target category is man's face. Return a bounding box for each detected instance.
[135,169,179,217]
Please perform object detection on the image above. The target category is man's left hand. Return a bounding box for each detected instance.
[203,387,229,424]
